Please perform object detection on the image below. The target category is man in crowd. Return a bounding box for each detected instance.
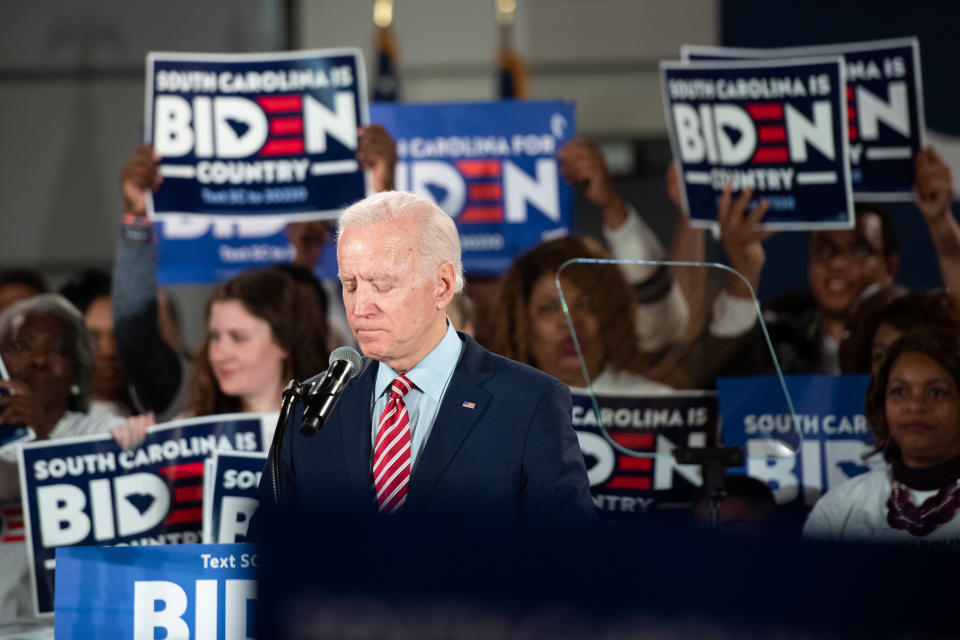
[257,191,594,519]
[756,149,960,374]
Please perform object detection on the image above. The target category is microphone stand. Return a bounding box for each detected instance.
[672,446,745,529]
[269,379,305,508]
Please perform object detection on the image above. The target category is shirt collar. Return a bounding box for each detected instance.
[375,322,463,401]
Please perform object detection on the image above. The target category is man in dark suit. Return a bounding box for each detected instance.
[258,191,594,520]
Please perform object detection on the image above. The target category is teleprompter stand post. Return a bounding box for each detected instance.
[672,446,746,528]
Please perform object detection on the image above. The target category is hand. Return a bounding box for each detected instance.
[287,220,336,269]
[914,147,954,223]
[110,412,154,450]
[717,185,774,299]
[356,125,397,192]
[120,144,162,217]
[0,380,60,438]
[558,137,627,229]
[665,161,684,215]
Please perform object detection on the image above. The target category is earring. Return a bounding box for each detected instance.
[70,384,80,396]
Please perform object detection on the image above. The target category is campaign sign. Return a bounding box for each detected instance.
[370,101,576,275]
[17,414,264,616]
[203,451,266,543]
[0,424,34,452]
[717,374,877,525]
[146,49,369,221]
[682,38,926,200]
[662,57,853,230]
[572,390,718,518]
[154,216,293,285]
[55,543,257,639]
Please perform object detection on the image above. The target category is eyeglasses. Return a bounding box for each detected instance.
[810,240,882,263]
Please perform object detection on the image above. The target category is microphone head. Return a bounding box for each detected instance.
[329,346,363,379]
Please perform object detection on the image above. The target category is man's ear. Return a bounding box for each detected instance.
[434,262,456,310]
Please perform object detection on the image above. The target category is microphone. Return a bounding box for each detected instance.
[301,346,363,436]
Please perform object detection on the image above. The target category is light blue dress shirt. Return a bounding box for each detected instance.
[371,322,463,471]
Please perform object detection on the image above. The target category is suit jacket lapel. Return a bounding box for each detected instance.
[405,335,492,512]
[338,359,377,506]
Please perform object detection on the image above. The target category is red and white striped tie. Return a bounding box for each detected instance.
[373,375,414,513]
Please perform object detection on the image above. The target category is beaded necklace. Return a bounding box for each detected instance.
[887,480,960,536]
[886,454,960,537]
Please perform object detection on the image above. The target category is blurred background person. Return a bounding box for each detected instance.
[0,294,124,637]
[448,291,476,337]
[489,235,670,394]
[558,138,691,352]
[58,268,134,418]
[764,149,960,375]
[804,328,960,542]
[840,290,959,375]
[187,267,327,417]
[560,136,782,388]
[0,295,122,441]
[109,265,330,448]
[0,270,47,314]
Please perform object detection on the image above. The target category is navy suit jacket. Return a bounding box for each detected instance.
[258,333,595,520]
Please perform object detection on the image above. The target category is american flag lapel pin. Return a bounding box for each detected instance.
[461,401,476,410]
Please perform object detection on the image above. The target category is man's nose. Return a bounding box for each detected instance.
[352,287,375,316]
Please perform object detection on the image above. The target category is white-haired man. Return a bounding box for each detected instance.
[259,191,594,519]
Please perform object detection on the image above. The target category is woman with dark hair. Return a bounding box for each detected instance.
[804,328,960,542]
[489,236,669,393]
[188,267,328,417]
[110,266,329,447]
[839,290,959,376]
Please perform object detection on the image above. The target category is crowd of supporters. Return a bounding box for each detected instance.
[1,122,959,633]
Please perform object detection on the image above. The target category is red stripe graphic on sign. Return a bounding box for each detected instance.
[847,106,857,122]
[607,477,652,490]
[166,508,203,526]
[846,84,854,101]
[261,139,305,156]
[1,505,25,543]
[456,160,501,178]
[270,117,304,135]
[746,103,783,120]
[848,125,858,141]
[257,95,303,113]
[758,125,786,143]
[752,147,789,164]
[458,206,503,223]
[158,462,205,480]
[610,433,654,449]
[469,183,503,200]
[175,486,204,502]
[618,456,653,471]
